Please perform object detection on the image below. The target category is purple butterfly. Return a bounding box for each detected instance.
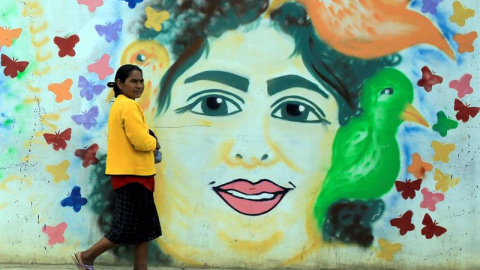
[60,186,88,213]
[121,0,143,9]
[71,106,99,130]
[95,19,123,42]
[421,0,444,14]
[78,76,105,100]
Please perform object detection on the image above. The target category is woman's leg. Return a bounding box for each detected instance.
[133,241,149,270]
[76,236,118,266]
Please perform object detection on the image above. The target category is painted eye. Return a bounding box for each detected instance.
[176,94,242,117]
[381,88,394,95]
[136,53,146,62]
[271,100,328,124]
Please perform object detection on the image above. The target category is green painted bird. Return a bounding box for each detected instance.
[314,68,429,229]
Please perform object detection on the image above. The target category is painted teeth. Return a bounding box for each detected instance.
[226,190,275,200]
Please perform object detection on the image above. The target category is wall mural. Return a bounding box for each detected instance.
[0,0,478,268]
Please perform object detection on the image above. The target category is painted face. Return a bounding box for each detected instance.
[154,23,340,264]
[117,70,144,100]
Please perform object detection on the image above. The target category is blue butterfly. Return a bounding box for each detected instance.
[95,19,123,43]
[71,106,99,130]
[121,0,143,9]
[78,76,105,101]
[60,186,88,213]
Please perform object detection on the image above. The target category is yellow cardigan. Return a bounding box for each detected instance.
[105,94,157,176]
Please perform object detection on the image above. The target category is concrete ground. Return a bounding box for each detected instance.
[0,265,239,270]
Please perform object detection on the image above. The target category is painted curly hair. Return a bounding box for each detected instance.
[138,0,400,125]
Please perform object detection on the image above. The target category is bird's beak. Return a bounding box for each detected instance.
[401,104,430,127]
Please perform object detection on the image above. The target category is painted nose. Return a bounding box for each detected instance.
[227,135,278,168]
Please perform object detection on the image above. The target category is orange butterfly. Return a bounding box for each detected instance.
[0,27,22,48]
[48,79,73,103]
[407,153,433,178]
[453,32,477,53]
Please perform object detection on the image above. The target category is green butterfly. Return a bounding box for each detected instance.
[432,111,458,137]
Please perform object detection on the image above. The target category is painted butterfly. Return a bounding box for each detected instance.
[453,32,477,54]
[71,106,99,130]
[75,143,99,168]
[77,0,103,12]
[390,210,415,236]
[432,111,458,137]
[420,0,443,15]
[45,160,70,183]
[144,6,170,31]
[87,54,113,80]
[121,0,143,9]
[53,35,80,57]
[78,76,105,101]
[60,186,88,213]
[453,98,479,123]
[420,187,444,212]
[0,27,22,48]
[449,74,473,98]
[450,1,475,27]
[434,169,460,193]
[417,66,443,92]
[42,222,67,246]
[1,53,29,78]
[421,213,447,239]
[431,140,455,163]
[407,153,433,179]
[95,19,122,43]
[376,238,402,262]
[48,78,73,103]
[395,179,422,199]
[43,128,72,151]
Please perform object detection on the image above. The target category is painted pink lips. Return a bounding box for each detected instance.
[213,179,290,216]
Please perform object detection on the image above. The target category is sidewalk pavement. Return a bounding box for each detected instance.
[0,265,239,270]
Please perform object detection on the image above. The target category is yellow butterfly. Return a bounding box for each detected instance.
[45,160,70,183]
[434,168,460,193]
[376,238,402,261]
[144,6,170,32]
[450,1,475,27]
[0,27,22,48]
[431,141,455,163]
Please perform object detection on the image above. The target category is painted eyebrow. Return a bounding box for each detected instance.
[267,75,328,98]
[184,70,249,92]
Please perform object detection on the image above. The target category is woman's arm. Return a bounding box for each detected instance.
[121,102,157,152]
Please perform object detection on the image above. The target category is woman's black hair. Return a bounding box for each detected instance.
[140,0,400,125]
[107,64,143,97]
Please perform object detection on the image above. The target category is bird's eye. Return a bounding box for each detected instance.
[136,53,146,62]
[381,88,394,95]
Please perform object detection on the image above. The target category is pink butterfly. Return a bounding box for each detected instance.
[42,222,67,246]
[420,187,444,211]
[77,0,103,12]
[449,74,473,98]
[87,54,113,80]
